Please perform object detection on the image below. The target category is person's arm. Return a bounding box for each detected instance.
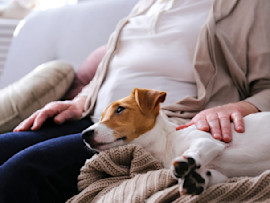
[64,45,107,99]
[14,45,107,132]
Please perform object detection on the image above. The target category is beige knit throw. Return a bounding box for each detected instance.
[67,144,270,203]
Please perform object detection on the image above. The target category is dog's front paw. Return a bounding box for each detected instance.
[172,156,197,179]
[180,170,206,195]
[172,156,208,195]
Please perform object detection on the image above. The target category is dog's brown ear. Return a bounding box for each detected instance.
[132,88,166,115]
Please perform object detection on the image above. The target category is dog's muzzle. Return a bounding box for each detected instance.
[82,129,95,146]
[82,126,127,150]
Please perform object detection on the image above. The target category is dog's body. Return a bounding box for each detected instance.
[83,88,270,195]
[131,110,270,177]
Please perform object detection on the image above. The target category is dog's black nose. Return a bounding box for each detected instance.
[82,129,94,140]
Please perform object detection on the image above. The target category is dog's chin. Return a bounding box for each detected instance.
[89,139,126,151]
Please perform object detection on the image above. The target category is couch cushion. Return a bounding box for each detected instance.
[0,60,74,133]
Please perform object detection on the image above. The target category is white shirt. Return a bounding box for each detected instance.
[93,0,214,121]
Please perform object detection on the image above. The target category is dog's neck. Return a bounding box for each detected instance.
[130,111,176,167]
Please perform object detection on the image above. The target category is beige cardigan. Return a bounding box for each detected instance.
[77,0,270,125]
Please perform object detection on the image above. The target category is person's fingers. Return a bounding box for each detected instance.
[218,115,232,143]
[183,103,248,143]
[14,111,39,132]
[13,101,82,132]
[53,108,79,124]
[31,111,51,131]
[207,114,222,141]
[231,112,245,133]
[194,119,210,132]
[176,122,193,130]
[31,103,69,130]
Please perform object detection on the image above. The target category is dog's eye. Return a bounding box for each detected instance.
[115,106,125,114]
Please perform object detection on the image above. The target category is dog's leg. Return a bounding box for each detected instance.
[171,138,226,195]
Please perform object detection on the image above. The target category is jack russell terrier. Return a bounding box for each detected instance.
[82,88,270,195]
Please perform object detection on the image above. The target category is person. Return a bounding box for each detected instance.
[1,0,270,202]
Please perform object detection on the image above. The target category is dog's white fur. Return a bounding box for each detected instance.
[82,88,270,195]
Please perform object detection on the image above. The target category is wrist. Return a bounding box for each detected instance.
[235,101,259,116]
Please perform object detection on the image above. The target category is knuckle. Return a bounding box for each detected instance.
[231,111,243,118]
[219,117,230,124]
[207,115,219,122]
[45,101,55,107]
[217,111,229,118]
[210,125,220,132]
[196,120,208,127]
[193,114,205,122]
[31,110,40,117]
[46,101,63,108]
[37,110,52,118]
[208,120,220,128]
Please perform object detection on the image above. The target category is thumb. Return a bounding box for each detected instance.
[176,122,193,130]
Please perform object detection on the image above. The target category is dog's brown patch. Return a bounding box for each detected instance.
[101,88,166,142]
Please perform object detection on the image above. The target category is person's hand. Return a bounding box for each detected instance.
[14,97,86,132]
[176,101,259,143]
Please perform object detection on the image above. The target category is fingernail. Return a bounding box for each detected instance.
[213,134,221,140]
[237,126,244,132]
[14,126,20,132]
[31,125,38,131]
[223,134,231,142]
[55,119,63,124]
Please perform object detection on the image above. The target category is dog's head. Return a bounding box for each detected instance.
[82,88,166,151]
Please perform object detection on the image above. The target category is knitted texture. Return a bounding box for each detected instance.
[67,144,270,203]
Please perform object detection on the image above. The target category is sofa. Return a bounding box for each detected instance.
[2,1,270,202]
[0,0,137,132]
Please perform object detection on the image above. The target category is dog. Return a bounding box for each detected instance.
[82,88,270,195]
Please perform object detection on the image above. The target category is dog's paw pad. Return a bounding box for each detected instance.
[172,156,208,195]
[172,157,196,179]
[181,171,205,195]
[191,170,205,184]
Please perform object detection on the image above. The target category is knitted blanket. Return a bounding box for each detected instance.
[67,144,270,203]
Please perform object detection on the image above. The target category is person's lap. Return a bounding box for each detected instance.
[0,118,96,203]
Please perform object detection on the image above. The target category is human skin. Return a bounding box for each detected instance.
[13,96,87,131]
[63,45,107,100]
[178,101,259,143]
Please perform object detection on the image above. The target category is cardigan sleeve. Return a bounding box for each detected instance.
[244,0,270,111]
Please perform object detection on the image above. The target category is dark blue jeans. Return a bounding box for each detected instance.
[0,118,96,203]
